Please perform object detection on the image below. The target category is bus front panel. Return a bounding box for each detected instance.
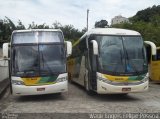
[11,73,68,96]
[96,72,148,94]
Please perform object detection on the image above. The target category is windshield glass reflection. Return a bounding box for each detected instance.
[96,35,147,75]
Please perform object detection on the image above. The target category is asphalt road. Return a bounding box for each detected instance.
[0,82,160,119]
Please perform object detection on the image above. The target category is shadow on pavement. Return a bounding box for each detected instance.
[70,81,142,102]
[92,93,141,102]
[14,93,66,102]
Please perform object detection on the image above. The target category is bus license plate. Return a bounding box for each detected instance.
[122,88,131,92]
[37,88,45,91]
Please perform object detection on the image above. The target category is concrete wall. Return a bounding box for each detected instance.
[0,49,9,95]
[0,48,2,57]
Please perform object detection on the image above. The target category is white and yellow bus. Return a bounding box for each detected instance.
[149,47,160,82]
[145,41,160,82]
[68,28,150,94]
[3,29,72,96]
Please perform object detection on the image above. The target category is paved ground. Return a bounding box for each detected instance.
[0,48,2,58]
[0,82,160,118]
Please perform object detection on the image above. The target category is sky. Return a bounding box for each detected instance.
[0,0,160,30]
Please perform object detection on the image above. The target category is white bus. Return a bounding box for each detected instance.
[3,29,72,96]
[68,28,150,94]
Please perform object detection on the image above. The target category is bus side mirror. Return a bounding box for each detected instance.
[65,41,72,57]
[91,40,98,55]
[2,43,10,60]
[144,41,157,60]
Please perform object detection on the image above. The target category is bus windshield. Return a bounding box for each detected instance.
[39,44,66,75]
[97,36,147,76]
[12,31,66,77]
[12,31,63,44]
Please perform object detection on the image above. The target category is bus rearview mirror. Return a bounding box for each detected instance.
[91,40,98,55]
[2,43,9,60]
[144,41,157,56]
[65,41,72,57]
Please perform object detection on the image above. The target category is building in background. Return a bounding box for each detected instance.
[111,15,129,25]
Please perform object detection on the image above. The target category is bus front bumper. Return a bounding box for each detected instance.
[97,80,148,94]
[12,81,68,96]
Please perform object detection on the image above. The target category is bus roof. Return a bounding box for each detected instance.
[80,28,141,40]
[12,29,62,34]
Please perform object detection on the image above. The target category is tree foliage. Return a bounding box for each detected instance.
[0,18,85,46]
[0,17,17,44]
[16,20,25,30]
[1,5,160,46]
[112,5,160,46]
[28,22,49,29]
[52,22,83,42]
[95,20,108,28]
[130,5,160,23]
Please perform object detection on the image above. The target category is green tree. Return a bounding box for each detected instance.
[112,5,160,46]
[52,21,83,42]
[0,17,16,43]
[95,20,108,28]
[16,20,25,30]
[130,5,160,23]
[28,22,38,29]
[53,21,62,29]
[81,27,87,34]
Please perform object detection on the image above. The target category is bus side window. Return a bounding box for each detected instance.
[72,45,79,58]
[79,38,87,54]
[79,38,88,68]
[146,45,151,63]
[157,49,160,60]
[88,42,97,72]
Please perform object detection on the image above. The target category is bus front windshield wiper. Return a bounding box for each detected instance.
[24,69,38,76]
[16,70,37,77]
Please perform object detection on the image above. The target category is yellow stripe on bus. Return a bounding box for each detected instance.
[103,74,129,82]
[22,77,41,85]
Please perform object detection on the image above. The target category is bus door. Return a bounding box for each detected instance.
[150,48,160,81]
[88,41,97,90]
[78,39,87,86]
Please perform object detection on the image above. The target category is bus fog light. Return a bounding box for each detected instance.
[56,77,67,83]
[12,80,25,85]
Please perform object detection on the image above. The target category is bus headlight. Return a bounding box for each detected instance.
[56,77,67,83]
[12,80,25,85]
[97,76,112,84]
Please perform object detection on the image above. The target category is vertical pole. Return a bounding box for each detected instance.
[87,9,89,31]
